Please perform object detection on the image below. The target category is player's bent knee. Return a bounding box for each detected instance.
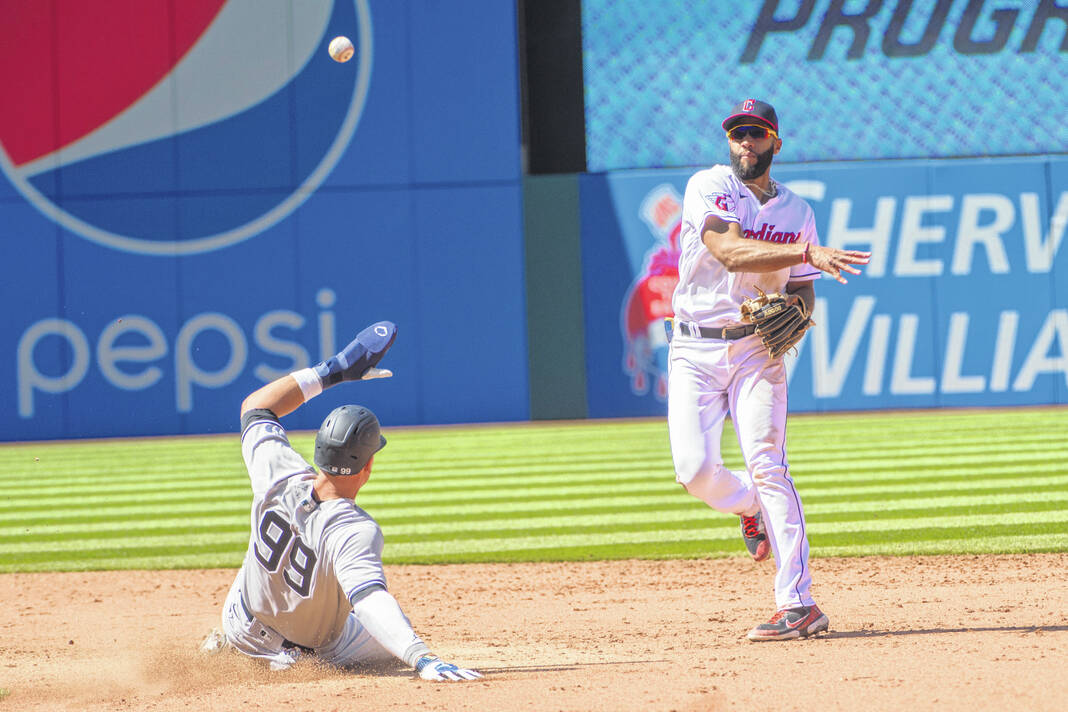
[674,455,720,487]
[679,462,730,497]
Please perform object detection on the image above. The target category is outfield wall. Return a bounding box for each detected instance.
[3,2,1067,440]
[0,1,528,440]
[580,156,1068,416]
[573,0,1068,417]
[581,0,1068,169]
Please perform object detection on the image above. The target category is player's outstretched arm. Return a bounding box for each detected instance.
[701,216,870,282]
[351,588,483,682]
[240,321,397,418]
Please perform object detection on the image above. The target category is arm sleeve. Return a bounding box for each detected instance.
[240,413,315,495]
[351,588,432,667]
[327,516,389,603]
[240,407,279,432]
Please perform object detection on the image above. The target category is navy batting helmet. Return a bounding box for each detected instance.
[314,405,387,475]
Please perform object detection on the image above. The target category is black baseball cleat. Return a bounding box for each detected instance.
[747,605,829,641]
[740,511,770,561]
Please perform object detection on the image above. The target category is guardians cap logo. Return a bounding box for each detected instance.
[0,0,372,256]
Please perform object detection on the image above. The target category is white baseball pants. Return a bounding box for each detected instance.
[667,332,814,610]
[220,576,392,670]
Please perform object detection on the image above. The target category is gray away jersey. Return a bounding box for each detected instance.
[238,414,387,648]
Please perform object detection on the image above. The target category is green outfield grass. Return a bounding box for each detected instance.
[2,408,1067,572]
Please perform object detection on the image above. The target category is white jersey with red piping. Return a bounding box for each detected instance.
[672,164,821,328]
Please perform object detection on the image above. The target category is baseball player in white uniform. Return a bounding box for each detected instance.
[200,321,481,681]
[667,99,870,641]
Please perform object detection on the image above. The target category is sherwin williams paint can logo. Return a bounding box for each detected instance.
[0,0,372,255]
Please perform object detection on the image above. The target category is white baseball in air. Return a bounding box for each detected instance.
[328,36,354,63]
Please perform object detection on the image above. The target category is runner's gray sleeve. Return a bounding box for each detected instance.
[351,588,431,667]
[241,415,315,496]
[329,517,388,600]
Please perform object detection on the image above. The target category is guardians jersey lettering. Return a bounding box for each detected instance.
[742,223,802,243]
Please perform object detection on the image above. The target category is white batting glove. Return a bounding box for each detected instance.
[360,367,392,380]
[416,655,482,682]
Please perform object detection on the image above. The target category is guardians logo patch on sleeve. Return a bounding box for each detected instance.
[708,192,735,213]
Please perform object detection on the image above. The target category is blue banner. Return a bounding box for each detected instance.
[580,156,1068,416]
[0,1,527,441]
[582,0,1068,169]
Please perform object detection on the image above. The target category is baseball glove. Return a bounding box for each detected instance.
[739,288,813,358]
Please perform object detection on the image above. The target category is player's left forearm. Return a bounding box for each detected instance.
[239,321,397,419]
[240,374,307,419]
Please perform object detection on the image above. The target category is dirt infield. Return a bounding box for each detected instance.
[1,554,1065,711]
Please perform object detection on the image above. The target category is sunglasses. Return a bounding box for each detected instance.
[726,124,778,141]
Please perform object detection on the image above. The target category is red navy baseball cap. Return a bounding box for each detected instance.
[721,99,779,132]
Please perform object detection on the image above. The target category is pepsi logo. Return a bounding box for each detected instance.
[0,0,372,256]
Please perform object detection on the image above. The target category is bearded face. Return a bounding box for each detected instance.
[729,142,775,181]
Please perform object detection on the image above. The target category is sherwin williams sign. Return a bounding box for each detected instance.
[580,156,1068,416]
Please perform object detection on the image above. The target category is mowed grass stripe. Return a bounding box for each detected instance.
[8,466,1068,522]
[5,471,1068,520]
[3,423,1058,477]
[18,414,1059,465]
[1,540,247,570]
[22,428,1053,477]
[4,553,247,573]
[813,533,1068,557]
[6,471,1068,517]
[5,479,1065,539]
[6,520,1066,573]
[379,519,1068,557]
[7,489,1068,542]
[382,432,1068,463]
[0,408,1051,453]
[10,455,1040,502]
[2,408,1067,571]
[5,414,1054,479]
[13,530,1066,573]
[383,531,1068,564]
[53,436,1068,480]
[8,496,1068,546]
[10,454,1068,507]
[6,509,1067,561]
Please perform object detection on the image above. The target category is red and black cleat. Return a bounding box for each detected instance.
[740,511,770,562]
[747,605,830,641]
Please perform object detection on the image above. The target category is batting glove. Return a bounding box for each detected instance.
[314,321,397,386]
[415,655,483,682]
